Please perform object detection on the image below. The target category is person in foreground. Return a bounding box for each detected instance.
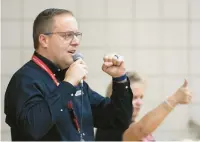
[95,72,192,141]
[4,8,133,141]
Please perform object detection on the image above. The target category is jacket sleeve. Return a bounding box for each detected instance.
[86,78,133,130]
[4,75,76,140]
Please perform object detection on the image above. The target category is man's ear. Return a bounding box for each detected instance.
[39,34,49,48]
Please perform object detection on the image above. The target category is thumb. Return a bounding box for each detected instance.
[182,79,188,88]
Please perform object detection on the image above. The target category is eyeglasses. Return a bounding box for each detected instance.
[43,31,82,42]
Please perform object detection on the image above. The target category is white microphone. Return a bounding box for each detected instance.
[72,53,84,86]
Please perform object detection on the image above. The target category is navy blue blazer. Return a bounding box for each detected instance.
[4,52,133,141]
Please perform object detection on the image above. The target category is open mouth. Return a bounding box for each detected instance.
[68,50,76,54]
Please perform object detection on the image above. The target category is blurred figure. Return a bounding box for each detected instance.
[95,72,154,141]
[188,119,200,140]
[95,72,193,141]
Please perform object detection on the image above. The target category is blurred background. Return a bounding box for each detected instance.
[1,0,200,140]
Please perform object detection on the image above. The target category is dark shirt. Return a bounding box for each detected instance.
[4,52,133,141]
[95,128,124,141]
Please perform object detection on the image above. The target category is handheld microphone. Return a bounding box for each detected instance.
[72,53,84,85]
[72,53,84,139]
[72,52,84,61]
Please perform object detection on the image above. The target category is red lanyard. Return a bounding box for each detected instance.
[67,101,81,133]
[32,55,81,134]
[32,55,59,86]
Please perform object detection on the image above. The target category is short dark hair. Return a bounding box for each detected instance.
[33,8,73,49]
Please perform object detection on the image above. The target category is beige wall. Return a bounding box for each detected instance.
[1,0,200,140]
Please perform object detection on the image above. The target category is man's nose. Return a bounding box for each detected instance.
[71,36,80,46]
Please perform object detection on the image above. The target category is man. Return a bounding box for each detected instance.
[4,8,133,141]
[95,72,192,141]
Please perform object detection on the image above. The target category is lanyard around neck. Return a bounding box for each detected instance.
[32,55,84,140]
[32,55,59,86]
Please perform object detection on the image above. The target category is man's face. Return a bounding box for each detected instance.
[46,14,81,69]
[131,82,145,121]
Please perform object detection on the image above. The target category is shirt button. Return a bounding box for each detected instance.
[125,86,128,89]
[58,69,61,72]
[60,109,63,111]
[53,74,56,76]
[71,94,73,96]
